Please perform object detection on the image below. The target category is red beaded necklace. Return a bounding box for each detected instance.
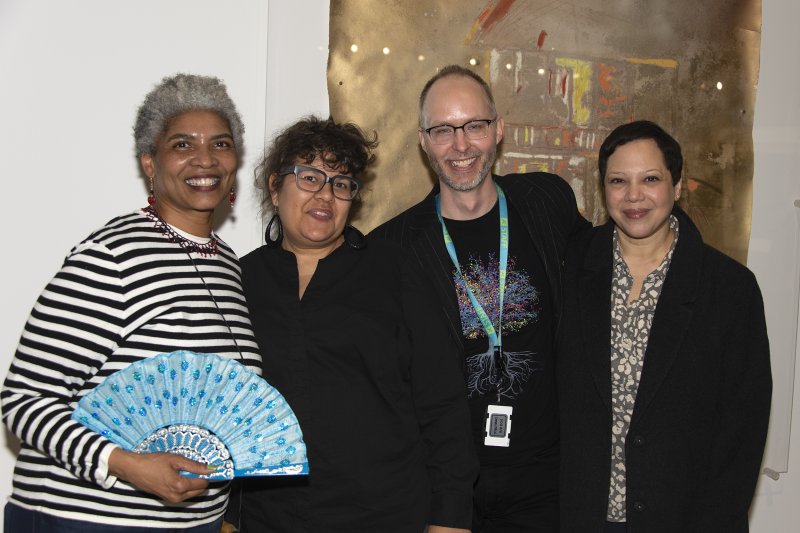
[142,206,219,256]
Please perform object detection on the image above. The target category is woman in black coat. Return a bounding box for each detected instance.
[557,120,771,533]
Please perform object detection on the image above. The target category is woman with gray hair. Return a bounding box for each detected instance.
[2,73,260,532]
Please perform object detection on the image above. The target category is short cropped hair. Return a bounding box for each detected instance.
[255,115,378,216]
[134,73,244,156]
[598,120,683,185]
[418,64,497,127]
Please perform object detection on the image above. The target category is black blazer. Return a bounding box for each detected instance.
[371,172,590,355]
[557,206,772,532]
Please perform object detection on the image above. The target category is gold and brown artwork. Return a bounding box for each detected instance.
[329,0,760,263]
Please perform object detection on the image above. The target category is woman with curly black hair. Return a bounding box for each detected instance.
[233,116,477,533]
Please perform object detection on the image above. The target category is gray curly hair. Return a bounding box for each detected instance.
[134,73,244,156]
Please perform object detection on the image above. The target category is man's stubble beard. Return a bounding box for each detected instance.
[428,144,497,192]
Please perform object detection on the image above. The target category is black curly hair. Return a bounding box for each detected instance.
[255,116,378,217]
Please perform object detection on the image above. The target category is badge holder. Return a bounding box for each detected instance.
[484,404,513,447]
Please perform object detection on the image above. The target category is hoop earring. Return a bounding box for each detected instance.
[229,185,237,207]
[265,213,283,247]
[148,177,155,206]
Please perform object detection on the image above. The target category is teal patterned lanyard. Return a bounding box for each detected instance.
[435,182,509,354]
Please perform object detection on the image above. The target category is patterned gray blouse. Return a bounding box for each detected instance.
[607,215,679,522]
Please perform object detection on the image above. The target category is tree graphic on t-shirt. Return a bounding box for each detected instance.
[453,254,540,399]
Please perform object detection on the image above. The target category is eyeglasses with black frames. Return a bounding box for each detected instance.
[279,164,362,201]
[421,118,497,145]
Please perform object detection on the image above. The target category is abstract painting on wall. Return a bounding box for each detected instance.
[328,0,761,263]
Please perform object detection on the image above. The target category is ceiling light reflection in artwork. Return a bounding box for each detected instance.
[327,0,761,265]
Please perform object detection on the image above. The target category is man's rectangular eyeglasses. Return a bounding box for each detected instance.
[421,118,497,145]
[280,164,362,201]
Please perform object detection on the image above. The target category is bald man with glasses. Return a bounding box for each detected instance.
[373,65,588,532]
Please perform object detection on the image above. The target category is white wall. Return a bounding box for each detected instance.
[0,0,329,522]
[747,0,800,529]
[1,0,798,530]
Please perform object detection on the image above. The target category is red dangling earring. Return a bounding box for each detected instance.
[229,185,237,207]
[147,178,155,206]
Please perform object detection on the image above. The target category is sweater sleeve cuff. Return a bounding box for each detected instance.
[95,442,119,489]
[428,491,474,529]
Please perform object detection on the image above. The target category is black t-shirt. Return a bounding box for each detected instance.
[443,198,557,466]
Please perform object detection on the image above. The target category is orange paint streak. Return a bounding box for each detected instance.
[537,30,548,49]
[479,0,517,33]
[477,4,493,23]
[466,4,494,42]
[598,65,615,92]
[597,64,626,118]
[625,57,678,69]
[599,95,625,108]
[483,49,493,81]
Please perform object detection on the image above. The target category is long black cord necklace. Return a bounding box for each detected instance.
[144,205,244,362]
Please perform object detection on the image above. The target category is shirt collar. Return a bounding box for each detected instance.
[613,214,680,277]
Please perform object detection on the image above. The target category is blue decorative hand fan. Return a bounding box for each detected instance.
[72,351,308,480]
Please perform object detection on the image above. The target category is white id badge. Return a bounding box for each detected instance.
[484,404,513,447]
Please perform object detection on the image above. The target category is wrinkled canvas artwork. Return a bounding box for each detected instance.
[329,0,761,263]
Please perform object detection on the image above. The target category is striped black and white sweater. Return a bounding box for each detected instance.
[1,209,261,528]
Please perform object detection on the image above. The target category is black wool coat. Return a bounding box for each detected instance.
[557,206,772,533]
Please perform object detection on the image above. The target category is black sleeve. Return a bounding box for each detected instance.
[401,253,478,528]
[688,265,772,532]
